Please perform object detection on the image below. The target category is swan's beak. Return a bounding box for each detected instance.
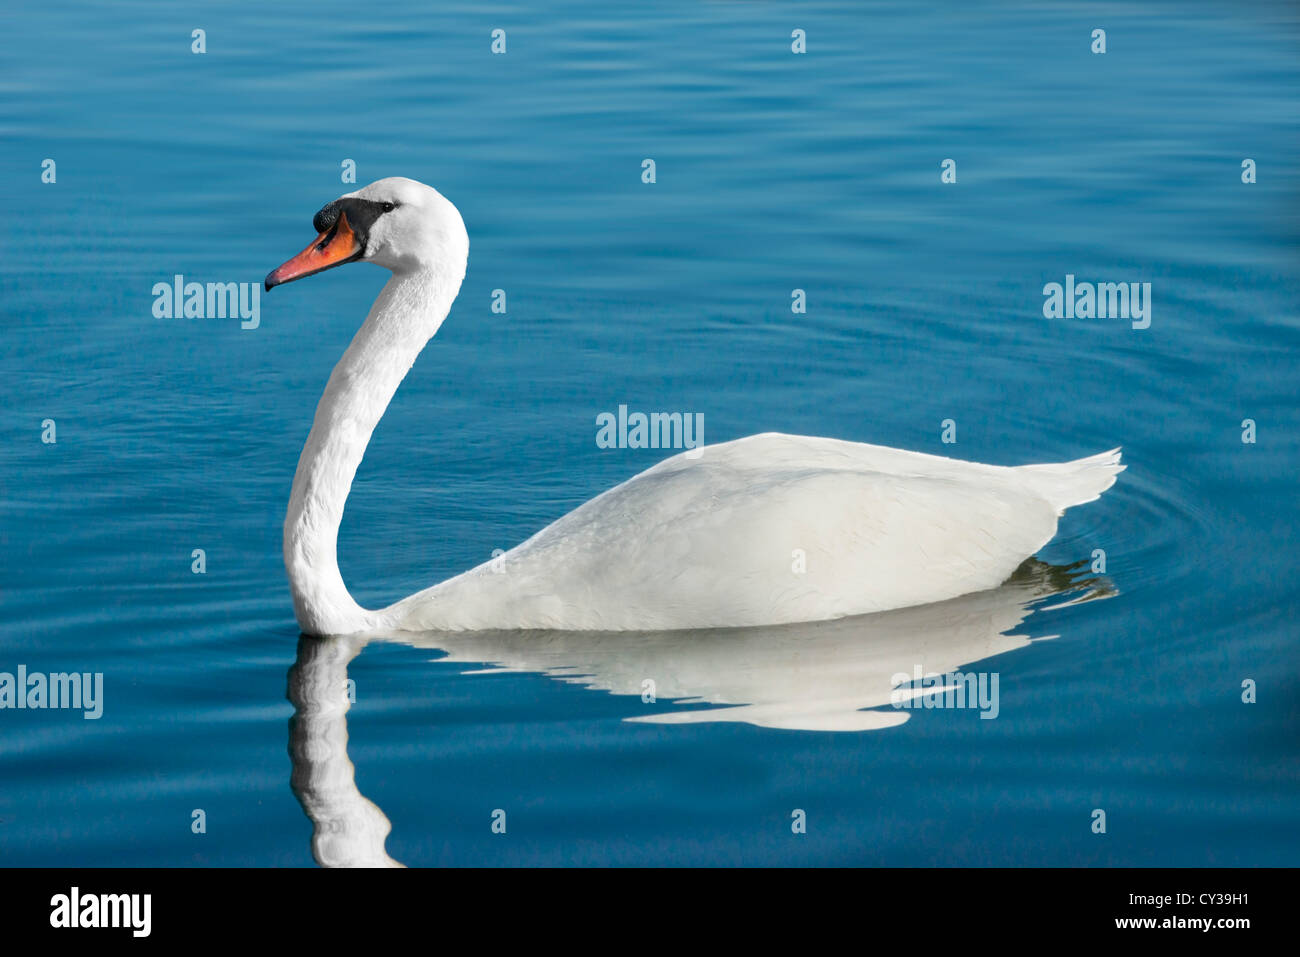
[265,212,364,291]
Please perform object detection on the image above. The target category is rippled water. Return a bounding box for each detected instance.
[2,1,1298,866]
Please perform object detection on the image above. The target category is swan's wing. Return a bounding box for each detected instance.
[392,433,1097,631]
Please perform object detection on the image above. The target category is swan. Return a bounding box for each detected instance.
[266,176,1123,637]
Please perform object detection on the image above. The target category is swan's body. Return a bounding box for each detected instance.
[391,435,1120,631]
[268,177,1123,637]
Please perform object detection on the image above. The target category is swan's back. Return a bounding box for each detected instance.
[390,433,1122,632]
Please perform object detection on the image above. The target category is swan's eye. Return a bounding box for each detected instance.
[381,202,397,213]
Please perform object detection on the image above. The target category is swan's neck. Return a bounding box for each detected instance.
[285,264,462,635]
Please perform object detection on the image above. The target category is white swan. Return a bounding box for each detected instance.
[266,177,1123,637]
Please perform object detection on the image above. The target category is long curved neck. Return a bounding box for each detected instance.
[285,263,462,636]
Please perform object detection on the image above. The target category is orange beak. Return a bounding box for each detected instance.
[265,211,364,290]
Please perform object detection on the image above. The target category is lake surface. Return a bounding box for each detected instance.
[2,1,1298,866]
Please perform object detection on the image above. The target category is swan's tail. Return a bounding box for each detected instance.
[1016,448,1124,514]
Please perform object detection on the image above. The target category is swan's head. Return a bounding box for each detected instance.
[265,177,467,290]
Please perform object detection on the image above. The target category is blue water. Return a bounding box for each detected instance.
[2,1,1298,866]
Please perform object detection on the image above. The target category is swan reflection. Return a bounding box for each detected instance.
[287,558,1111,866]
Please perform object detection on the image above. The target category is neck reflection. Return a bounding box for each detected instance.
[287,633,403,867]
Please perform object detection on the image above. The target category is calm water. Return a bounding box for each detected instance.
[2,1,1298,866]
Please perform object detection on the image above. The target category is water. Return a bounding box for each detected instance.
[2,1,1298,866]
